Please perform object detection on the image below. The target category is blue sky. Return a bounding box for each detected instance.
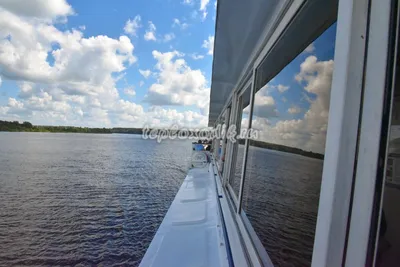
[0,0,216,128]
[0,0,337,153]
[242,23,336,153]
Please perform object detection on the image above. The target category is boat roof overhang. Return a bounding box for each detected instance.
[208,0,337,126]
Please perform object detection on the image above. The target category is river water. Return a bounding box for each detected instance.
[0,133,192,266]
[0,132,322,267]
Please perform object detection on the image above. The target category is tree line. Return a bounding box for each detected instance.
[0,120,112,133]
[0,120,206,136]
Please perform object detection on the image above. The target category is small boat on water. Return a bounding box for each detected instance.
[141,0,400,266]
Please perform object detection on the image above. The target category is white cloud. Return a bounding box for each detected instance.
[18,82,35,98]
[288,105,302,114]
[0,75,2,88]
[277,84,289,93]
[190,53,204,60]
[124,15,141,36]
[182,0,193,5]
[144,21,156,41]
[200,0,210,19]
[251,55,334,153]
[124,87,136,96]
[145,106,208,128]
[202,11,208,20]
[139,69,151,79]
[304,43,315,53]
[145,50,210,115]
[172,18,189,30]
[200,0,210,10]
[0,8,136,87]
[0,0,74,20]
[202,35,214,55]
[0,1,210,128]
[244,93,277,119]
[163,33,175,42]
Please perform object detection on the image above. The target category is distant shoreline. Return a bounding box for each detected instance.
[0,120,133,134]
[1,120,324,160]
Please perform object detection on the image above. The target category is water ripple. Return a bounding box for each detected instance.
[0,133,192,266]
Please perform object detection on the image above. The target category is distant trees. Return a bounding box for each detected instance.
[23,121,33,128]
[0,120,31,132]
[0,120,112,133]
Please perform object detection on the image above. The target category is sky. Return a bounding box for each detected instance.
[0,0,216,128]
[241,23,337,153]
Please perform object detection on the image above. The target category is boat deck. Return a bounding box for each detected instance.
[139,152,230,267]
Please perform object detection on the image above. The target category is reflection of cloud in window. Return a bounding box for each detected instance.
[244,94,277,119]
[288,105,302,114]
[252,55,334,154]
[303,43,315,53]
[260,83,289,94]
[277,84,289,93]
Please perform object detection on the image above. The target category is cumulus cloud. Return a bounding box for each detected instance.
[277,84,289,93]
[304,43,315,53]
[244,92,278,119]
[0,7,136,87]
[202,36,214,55]
[124,15,141,36]
[0,0,74,20]
[251,55,334,153]
[288,105,302,114]
[139,69,152,79]
[139,81,144,87]
[145,50,210,115]
[0,2,208,128]
[190,53,204,60]
[145,106,208,128]
[144,21,156,41]
[124,87,136,96]
[163,33,175,42]
[172,18,189,30]
[200,0,210,19]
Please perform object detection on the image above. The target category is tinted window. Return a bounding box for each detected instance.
[372,13,400,265]
[241,24,337,266]
[229,87,251,197]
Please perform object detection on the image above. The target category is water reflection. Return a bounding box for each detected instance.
[241,24,337,266]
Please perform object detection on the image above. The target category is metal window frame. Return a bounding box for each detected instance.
[232,4,366,267]
[219,106,231,174]
[310,0,372,266]
[237,69,255,213]
[215,0,376,266]
[226,79,252,196]
[345,0,394,266]
[223,93,238,187]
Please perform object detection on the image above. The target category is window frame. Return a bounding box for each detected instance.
[218,106,232,174]
[215,0,373,265]
[345,0,395,266]
[226,78,252,201]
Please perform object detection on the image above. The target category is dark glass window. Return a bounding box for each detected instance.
[229,86,251,197]
[371,4,400,265]
[241,24,337,266]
